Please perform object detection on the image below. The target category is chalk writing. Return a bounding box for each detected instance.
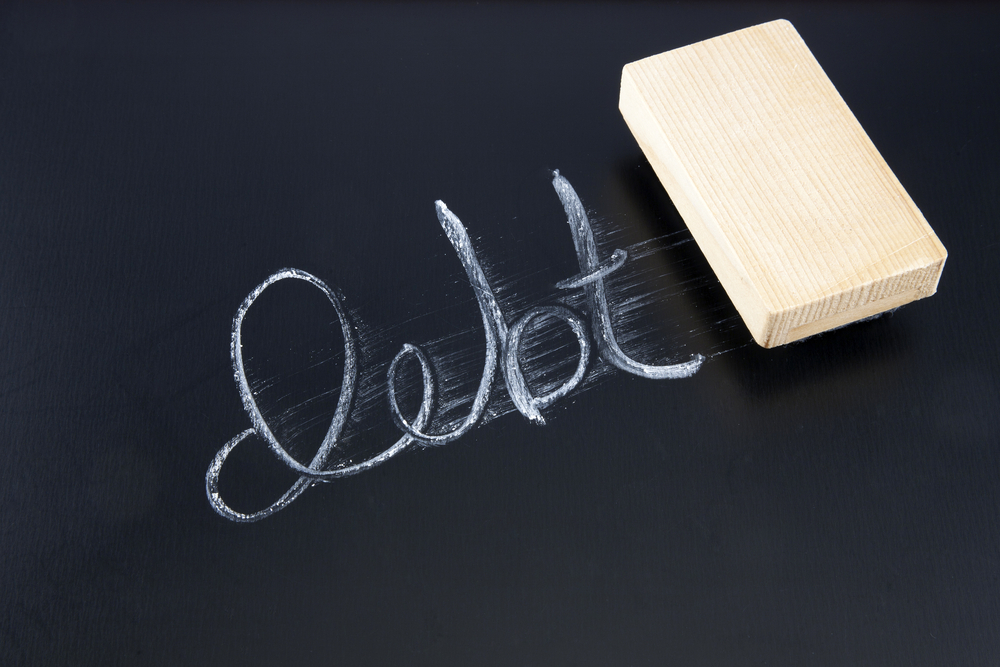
[206,171,703,522]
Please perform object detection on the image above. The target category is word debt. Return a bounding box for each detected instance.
[206,171,703,522]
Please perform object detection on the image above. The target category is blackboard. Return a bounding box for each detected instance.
[3,3,998,665]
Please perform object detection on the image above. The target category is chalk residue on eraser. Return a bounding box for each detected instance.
[619,19,947,348]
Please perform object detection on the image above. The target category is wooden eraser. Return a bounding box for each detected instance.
[620,19,947,347]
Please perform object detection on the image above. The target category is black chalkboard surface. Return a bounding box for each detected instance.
[2,3,998,665]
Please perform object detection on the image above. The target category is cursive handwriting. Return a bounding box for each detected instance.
[206,171,703,522]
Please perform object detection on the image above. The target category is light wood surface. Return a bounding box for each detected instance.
[620,19,947,347]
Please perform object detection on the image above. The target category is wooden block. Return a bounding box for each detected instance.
[620,19,947,348]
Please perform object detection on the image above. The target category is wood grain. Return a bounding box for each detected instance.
[620,19,947,347]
